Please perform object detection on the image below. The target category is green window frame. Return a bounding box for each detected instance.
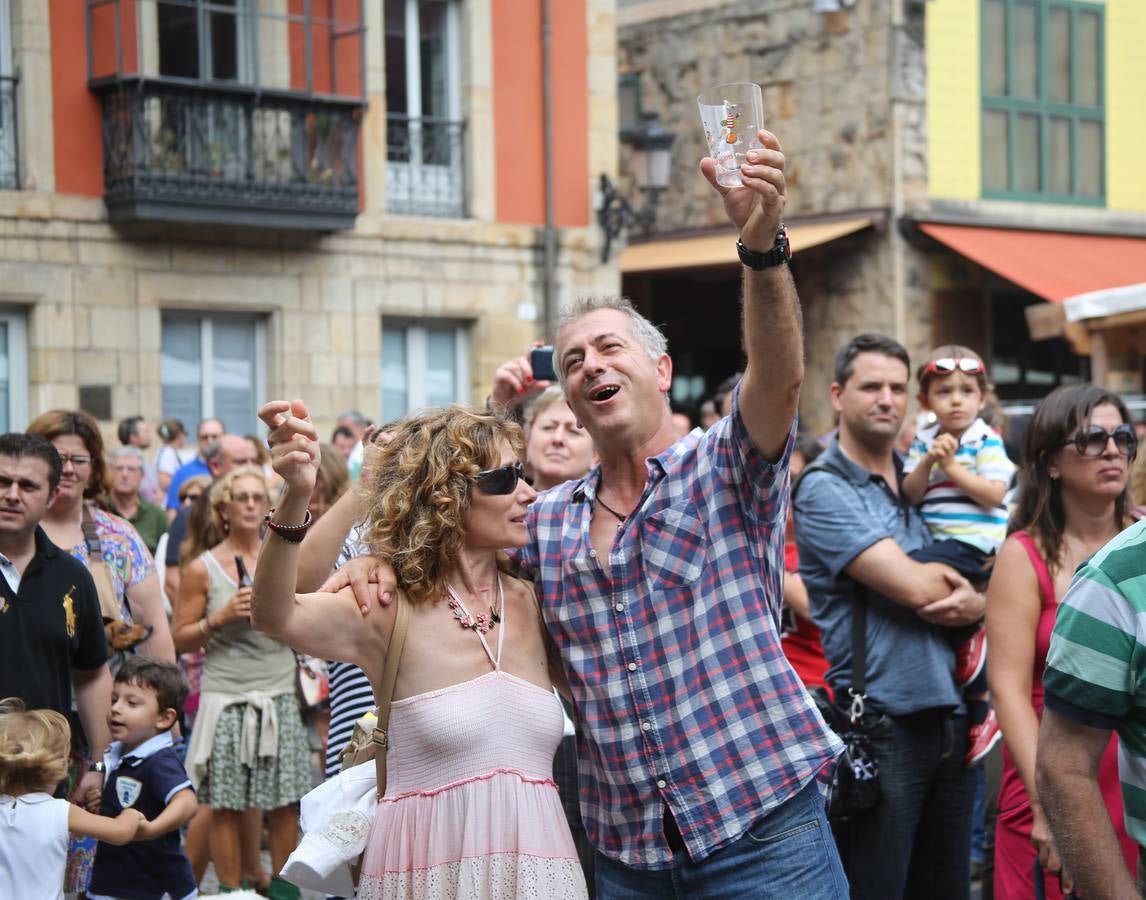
[980,0,1105,205]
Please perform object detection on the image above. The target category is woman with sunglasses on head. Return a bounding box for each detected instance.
[171,466,311,898]
[253,400,588,899]
[986,384,1139,899]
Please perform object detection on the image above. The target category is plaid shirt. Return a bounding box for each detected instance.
[515,387,843,868]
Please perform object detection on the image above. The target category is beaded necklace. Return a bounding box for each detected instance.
[445,577,503,634]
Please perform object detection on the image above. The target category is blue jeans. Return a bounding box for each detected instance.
[594,779,848,899]
[832,709,974,900]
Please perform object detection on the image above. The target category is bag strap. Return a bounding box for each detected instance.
[794,455,869,721]
[80,504,103,561]
[371,592,410,798]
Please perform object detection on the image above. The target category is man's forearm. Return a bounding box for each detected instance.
[737,266,803,460]
[741,267,803,397]
[73,665,112,757]
[1040,768,1136,897]
[1038,710,1136,898]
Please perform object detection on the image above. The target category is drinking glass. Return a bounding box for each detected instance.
[697,82,765,188]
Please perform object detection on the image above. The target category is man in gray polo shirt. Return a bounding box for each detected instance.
[794,333,985,900]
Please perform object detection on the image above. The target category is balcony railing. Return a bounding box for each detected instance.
[96,80,362,230]
[386,114,466,218]
[0,76,19,190]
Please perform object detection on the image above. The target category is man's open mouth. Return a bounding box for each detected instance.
[589,384,620,402]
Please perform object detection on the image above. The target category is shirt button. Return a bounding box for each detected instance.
[627,662,637,672]
[615,602,624,612]
[589,549,597,558]
[641,721,651,732]
[657,779,667,789]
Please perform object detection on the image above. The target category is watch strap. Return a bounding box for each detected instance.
[737,225,791,270]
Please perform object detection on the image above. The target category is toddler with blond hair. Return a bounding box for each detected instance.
[0,697,144,900]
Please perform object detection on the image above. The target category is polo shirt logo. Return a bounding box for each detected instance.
[62,586,76,637]
[116,776,143,808]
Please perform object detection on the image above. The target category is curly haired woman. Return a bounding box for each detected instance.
[253,399,588,899]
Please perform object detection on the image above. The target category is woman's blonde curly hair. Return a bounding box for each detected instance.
[0,697,71,795]
[358,405,524,605]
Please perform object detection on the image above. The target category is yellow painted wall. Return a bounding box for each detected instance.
[926,0,981,201]
[1106,0,1146,211]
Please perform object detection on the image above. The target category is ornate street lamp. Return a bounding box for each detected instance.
[597,111,675,263]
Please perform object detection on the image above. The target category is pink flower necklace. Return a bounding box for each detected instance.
[445,577,503,635]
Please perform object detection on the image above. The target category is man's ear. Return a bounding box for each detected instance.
[829,382,844,415]
[655,353,672,395]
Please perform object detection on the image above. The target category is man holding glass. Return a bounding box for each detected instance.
[309,128,848,897]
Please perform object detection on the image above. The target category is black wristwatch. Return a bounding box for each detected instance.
[737,224,791,270]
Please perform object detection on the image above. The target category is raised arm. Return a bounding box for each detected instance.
[253,400,390,681]
[701,129,800,461]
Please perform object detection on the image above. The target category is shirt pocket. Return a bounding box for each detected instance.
[642,506,707,588]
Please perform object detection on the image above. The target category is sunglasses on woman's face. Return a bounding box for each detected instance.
[923,357,985,377]
[474,461,527,495]
[1061,424,1138,459]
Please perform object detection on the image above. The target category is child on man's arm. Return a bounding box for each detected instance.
[902,346,1015,766]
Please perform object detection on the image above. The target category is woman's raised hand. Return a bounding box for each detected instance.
[258,399,319,494]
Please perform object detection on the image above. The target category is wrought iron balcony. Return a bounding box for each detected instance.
[0,76,19,190]
[386,114,466,218]
[95,79,362,230]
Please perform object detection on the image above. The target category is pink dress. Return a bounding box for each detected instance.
[357,595,589,900]
[994,531,1137,899]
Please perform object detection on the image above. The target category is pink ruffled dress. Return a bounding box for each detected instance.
[356,594,589,900]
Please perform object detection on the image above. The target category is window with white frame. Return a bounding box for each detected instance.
[0,0,16,189]
[381,320,470,423]
[385,0,465,217]
[0,307,27,431]
[161,313,265,434]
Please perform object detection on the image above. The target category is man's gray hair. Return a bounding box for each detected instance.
[111,445,145,465]
[554,296,668,385]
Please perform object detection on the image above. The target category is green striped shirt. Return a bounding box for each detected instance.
[1044,518,1146,847]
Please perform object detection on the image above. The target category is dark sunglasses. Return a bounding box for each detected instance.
[474,461,527,495]
[923,357,986,377]
[1061,424,1137,459]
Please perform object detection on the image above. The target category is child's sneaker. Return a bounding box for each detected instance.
[966,707,1002,766]
[955,628,987,688]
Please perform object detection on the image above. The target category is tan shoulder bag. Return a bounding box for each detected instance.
[338,591,410,799]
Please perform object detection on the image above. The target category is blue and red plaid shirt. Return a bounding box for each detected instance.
[514,387,843,868]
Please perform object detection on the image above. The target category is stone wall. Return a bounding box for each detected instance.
[618,0,899,228]
[0,194,609,436]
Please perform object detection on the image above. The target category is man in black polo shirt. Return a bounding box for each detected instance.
[0,432,109,803]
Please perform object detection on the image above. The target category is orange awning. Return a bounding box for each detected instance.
[918,223,1146,303]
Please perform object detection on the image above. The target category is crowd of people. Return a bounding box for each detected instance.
[2,126,1146,900]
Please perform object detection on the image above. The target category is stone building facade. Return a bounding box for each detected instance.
[616,0,1146,434]
[0,0,620,437]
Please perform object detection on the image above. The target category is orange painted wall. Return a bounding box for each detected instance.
[491,0,589,226]
[289,0,363,97]
[51,0,104,197]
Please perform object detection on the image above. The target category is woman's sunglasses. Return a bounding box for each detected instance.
[474,461,527,495]
[1061,424,1138,459]
[923,357,986,377]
